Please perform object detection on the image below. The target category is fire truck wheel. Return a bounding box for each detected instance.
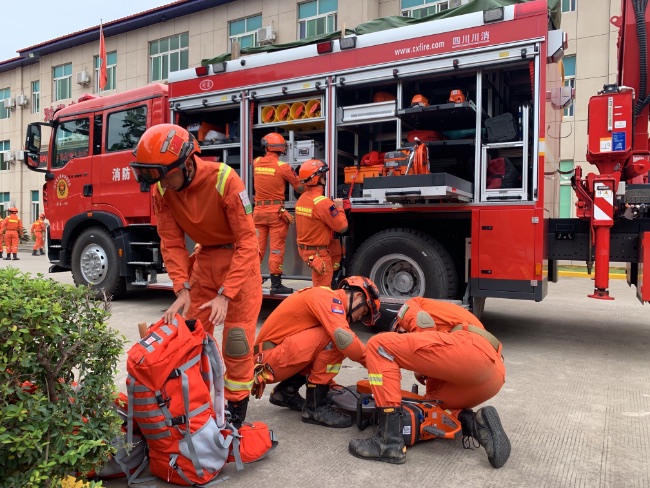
[350,228,458,302]
[71,227,126,299]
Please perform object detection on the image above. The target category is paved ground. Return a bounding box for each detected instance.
[2,253,650,488]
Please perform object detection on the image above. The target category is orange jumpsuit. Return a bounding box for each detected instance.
[255,286,366,385]
[295,187,348,287]
[366,297,505,410]
[3,214,23,254]
[153,156,263,402]
[252,153,301,274]
[0,219,5,254]
[31,218,47,251]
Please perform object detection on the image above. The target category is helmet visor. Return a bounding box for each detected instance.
[130,158,185,184]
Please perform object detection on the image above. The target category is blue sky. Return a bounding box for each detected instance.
[1,1,170,61]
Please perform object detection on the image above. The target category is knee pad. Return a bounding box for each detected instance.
[334,328,354,350]
[225,327,250,358]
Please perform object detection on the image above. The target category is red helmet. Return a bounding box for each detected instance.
[8,207,18,213]
[130,124,200,184]
[299,159,328,186]
[339,276,381,326]
[261,133,287,154]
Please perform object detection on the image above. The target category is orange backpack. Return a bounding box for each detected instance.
[126,315,276,486]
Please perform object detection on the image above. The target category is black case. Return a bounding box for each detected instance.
[485,112,518,142]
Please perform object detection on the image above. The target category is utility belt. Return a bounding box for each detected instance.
[450,324,501,352]
[298,244,329,251]
[255,200,284,206]
[253,341,277,355]
[202,243,234,250]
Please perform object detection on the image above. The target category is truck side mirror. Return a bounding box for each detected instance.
[25,124,42,169]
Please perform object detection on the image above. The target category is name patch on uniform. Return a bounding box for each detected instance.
[329,205,339,217]
[239,190,253,214]
[331,304,345,314]
[332,298,342,304]
[397,304,409,319]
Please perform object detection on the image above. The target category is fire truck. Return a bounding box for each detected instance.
[24,0,650,317]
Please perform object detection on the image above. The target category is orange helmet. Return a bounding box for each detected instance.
[449,89,466,103]
[39,213,45,219]
[411,94,429,107]
[261,133,287,154]
[339,276,381,326]
[8,207,18,213]
[299,159,328,186]
[130,124,200,184]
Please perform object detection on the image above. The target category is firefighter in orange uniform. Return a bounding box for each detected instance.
[295,159,348,287]
[0,216,5,259]
[252,276,381,428]
[131,124,262,428]
[253,133,304,294]
[349,297,510,467]
[31,213,47,256]
[3,207,23,261]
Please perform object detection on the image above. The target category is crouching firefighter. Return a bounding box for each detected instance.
[131,124,263,428]
[349,297,510,468]
[252,276,381,428]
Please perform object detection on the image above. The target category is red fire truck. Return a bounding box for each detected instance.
[24,0,650,316]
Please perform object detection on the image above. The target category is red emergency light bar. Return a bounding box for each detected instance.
[317,40,333,54]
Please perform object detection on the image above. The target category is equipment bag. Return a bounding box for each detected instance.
[126,315,276,486]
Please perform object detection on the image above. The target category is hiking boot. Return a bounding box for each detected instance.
[302,383,352,428]
[32,250,38,256]
[227,397,249,429]
[269,374,306,412]
[270,274,293,294]
[459,406,511,468]
[349,407,406,464]
[12,253,19,260]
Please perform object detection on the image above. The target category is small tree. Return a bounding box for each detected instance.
[0,267,125,487]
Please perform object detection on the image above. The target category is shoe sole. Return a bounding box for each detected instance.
[480,406,511,469]
[348,447,406,464]
[302,416,352,428]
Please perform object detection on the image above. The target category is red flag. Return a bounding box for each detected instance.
[99,23,107,90]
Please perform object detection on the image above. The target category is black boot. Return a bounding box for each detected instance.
[12,253,19,260]
[2,254,9,260]
[458,407,511,469]
[349,407,406,464]
[39,249,45,255]
[302,383,352,428]
[270,274,293,294]
[227,397,249,429]
[269,374,306,411]
[32,250,38,256]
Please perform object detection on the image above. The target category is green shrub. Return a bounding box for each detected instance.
[0,267,125,487]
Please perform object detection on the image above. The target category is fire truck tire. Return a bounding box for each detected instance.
[350,228,458,300]
[71,227,126,299]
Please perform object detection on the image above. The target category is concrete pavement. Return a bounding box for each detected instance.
[2,254,650,487]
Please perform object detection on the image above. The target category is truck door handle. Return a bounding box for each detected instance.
[83,184,93,197]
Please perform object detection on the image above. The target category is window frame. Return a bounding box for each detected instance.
[0,140,9,171]
[94,51,117,92]
[401,0,449,18]
[31,81,40,114]
[53,63,72,102]
[298,0,338,39]
[149,33,189,82]
[229,15,262,52]
[0,88,10,120]
[563,56,576,118]
[31,190,40,223]
[562,0,577,13]
[52,119,91,169]
[106,106,148,153]
[0,192,10,218]
[559,160,575,218]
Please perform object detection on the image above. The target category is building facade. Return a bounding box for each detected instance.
[0,0,614,226]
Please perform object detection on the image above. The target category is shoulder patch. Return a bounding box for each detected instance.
[331,303,345,314]
[332,298,342,304]
[238,190,253,214]
[397,304,409,319]
[329,205,339,217]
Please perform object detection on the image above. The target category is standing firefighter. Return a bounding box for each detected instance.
[2,207,23,261]
[253,133,304,294]
[31,213,47,256]
[295,159,348,287]
[252,276,381,428]
[130,123,263,428]
[349,297,510,467]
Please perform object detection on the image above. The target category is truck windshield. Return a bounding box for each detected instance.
[52,119,90,168]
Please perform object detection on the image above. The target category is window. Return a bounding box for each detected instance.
[0,140,9,171]
[52,119,90,168]
[53,63,72,101]
[0,192,10,218]
[31,81,40,114]
[563,56,576,118]
[229,15,262,51]
[299,0,337,39]
[94,51,117,92]
[107,107,147,152]
[150,33,189,82]
[559,160,575,217]
[31,190,40,223]
[401,0,449,18]
[562,0,576,13]
[0,88,10,120]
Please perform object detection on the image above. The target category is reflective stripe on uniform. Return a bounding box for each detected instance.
[368,373,383,386]
[157,181,165,196]
[216,165,232,196]
[313,196,326,204]
[326,363,341,374]
[224,377,254,392]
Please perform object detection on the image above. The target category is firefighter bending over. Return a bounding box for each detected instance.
[349,297,510,468]
[31,213,47,256]
[2,207,23,261]
[131,124,262,428]
[252,276,381,428]
[253,133,304,294]
[295,159,348,287]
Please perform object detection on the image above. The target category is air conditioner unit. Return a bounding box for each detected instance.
[16,94,28,107]
[257,26,276,45]
[13,150,25,162]
[2,98,16,110]
[1,150,14,162]
[76,70,91,85]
